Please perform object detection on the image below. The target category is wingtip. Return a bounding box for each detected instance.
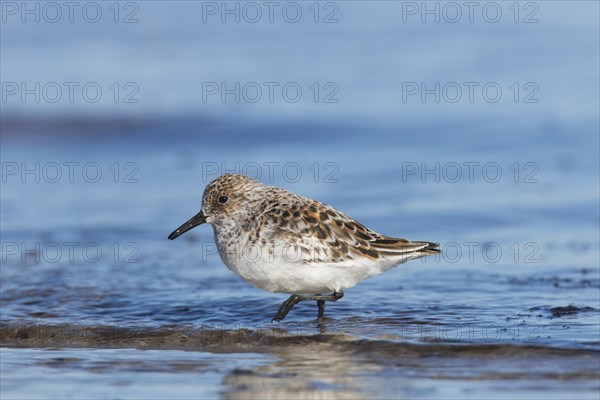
[417,241,441,253]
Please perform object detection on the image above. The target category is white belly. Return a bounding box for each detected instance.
[215,238,395,294]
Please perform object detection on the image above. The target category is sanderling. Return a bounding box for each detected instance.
[168,174,439,321]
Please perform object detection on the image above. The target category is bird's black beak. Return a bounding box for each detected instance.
[168,210,207,240]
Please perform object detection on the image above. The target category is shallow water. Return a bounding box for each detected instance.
[1,1,599,399]
[2,116,599,399]
[1,341,599,400]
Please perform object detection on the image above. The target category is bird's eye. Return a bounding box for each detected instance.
[218,195,229,204]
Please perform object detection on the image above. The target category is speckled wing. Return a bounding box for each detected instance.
[258,188,439,266]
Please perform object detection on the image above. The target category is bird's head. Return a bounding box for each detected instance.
[168,174,263,240]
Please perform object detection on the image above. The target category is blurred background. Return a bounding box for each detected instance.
[1,1,599,399]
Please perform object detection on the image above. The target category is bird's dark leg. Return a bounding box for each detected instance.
[272,294,302,321]
[272,291,344,321]
[317,300,325,318]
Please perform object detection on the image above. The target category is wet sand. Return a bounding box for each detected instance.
[2,322,599,399]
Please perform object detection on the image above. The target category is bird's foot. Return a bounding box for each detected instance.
[271,291,344,321]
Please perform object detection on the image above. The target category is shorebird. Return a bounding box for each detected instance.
[168,174,439,321]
